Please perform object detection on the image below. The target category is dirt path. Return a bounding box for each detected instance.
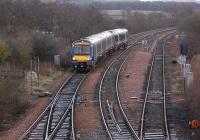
[119,50,152,127]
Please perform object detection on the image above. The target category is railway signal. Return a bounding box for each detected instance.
[190,120,200,129]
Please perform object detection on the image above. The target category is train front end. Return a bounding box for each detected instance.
[71,40,93,70]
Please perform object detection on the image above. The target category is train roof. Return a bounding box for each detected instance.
[73,28,128,45]
[83,31,113,44]
[108,28,128,35]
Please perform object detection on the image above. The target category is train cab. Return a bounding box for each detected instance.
[71,40,93,69]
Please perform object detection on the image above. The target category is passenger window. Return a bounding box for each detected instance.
[115,35,118,42]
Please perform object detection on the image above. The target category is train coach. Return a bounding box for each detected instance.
[71,28,128,70]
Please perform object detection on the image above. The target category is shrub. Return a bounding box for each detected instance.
[0,79,29,128]
[0,40,10,63]
[178,13,200,33]
[179,13,200,119]
[178,13,200,58]
[186,72,200,118]
[8,31,33,69]
[32,33,59,60]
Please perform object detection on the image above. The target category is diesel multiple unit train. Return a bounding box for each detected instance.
[71,28,128,70]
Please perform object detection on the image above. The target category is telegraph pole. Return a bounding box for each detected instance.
[30,59,33,95]
[37,57,40,87]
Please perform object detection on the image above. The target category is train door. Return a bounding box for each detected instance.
[93,44,97,61]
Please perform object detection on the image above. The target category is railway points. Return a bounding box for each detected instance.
[18,28,191,140]
[19,73,88,140]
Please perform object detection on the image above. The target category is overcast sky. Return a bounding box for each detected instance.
[140,0,199,2]
[99,0,200,2]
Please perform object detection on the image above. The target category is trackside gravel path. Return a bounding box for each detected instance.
[119,50,152,129]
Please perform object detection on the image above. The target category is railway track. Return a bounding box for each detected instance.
[19,31,149,140]
[97,29,164,139]
[71,30,168,140]
[129,28,175,45]
[98,41,139,140]
[19,73,88,140]
[98,30,176,140]
[139,33,174,140]
[19,28,175,140]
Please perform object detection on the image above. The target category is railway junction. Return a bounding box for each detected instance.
[11,28,197,140]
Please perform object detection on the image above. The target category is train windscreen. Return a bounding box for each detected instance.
[73,46,90,55]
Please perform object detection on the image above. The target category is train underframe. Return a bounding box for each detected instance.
[72,60,94,71]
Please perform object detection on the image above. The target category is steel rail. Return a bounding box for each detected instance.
[71,72,90,140]
[45,103,54,140]
[162,39,170,140]
[129,27,175,39]
[44,73,87,139]
[115,46,140,140]
[19,73,87,140]
[97,31,147,139]
[98,32,152,139]
[139,32,174,140]
[139,38,157,140]
[99,30,172,140]
[18,74,75,140]
[47,73,89,140]
[44,74,87,139]
[98,45,133,140]
[19,28,175,140]
[19,31,153,140]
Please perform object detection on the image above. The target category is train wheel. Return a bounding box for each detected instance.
[122,45,126,50]
[108,50,111,56]
[122,44,127,50]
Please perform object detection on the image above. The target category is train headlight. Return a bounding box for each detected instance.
[72,56,76,61]
[88,57,92,60]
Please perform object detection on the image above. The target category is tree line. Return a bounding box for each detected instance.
[0,0,114,41]
[0,0,176,67]
[91,1,200,12]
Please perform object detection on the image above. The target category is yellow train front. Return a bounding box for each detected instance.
[71,40,94,70]
[71,29,128,71]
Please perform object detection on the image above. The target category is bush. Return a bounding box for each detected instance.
[0,79,29,129]
[178,13,200,58]
[178,13,200,33]
[8,31,33,69]
[179,13,200,119]
[32,33,59,60]
[186,71,200,118]
[0,40,10,63]
[125,12,173,34]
